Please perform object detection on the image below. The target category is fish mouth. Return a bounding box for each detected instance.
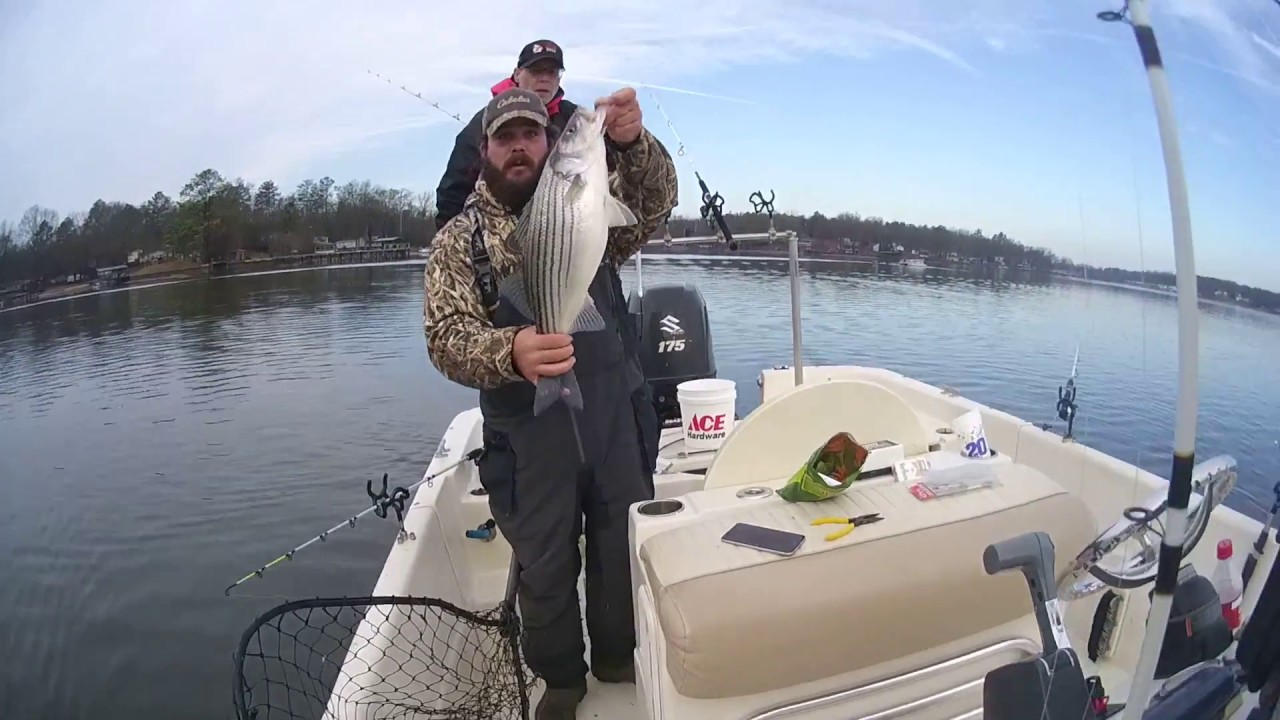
[579,108,607,136]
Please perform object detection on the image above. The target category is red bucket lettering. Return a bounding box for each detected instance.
[686,413,727,440]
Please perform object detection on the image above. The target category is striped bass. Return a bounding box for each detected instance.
[498,106,638,415]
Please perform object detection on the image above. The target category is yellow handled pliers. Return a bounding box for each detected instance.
[811,513,884,541]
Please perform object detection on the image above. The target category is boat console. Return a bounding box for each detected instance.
[623,369,1249,719]
[627,377,1100,718]
[629,466,1097,717]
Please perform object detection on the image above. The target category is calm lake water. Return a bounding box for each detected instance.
[1,257,1278,719]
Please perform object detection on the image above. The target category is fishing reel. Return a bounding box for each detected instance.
[1057,379,1078,439]
[696,171,736,250]
[700,187,724,222]
[1057,455,1238,601]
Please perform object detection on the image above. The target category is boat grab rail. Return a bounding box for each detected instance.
[749,638,1038,720]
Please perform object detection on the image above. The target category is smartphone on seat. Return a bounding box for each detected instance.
[721,522,805,556]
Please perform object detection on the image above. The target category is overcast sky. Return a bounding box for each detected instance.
[2,0,1277,289]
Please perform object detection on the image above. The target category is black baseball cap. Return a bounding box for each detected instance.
[517,39,564,70]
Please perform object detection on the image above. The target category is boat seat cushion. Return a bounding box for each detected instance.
[638,462,1097,699]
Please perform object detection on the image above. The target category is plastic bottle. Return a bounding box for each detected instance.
[1211,539,1243,631]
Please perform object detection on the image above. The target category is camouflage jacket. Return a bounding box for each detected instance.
[423,127,678,390]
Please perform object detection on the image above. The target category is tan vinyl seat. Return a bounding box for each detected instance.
[638,462,1097,699]
[702,380,935,490]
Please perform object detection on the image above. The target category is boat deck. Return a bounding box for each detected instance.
[525,570,643,718]
[342,369,1273,720]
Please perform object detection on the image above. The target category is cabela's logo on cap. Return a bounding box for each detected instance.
[497,93,533,109]
[532,42,558,54]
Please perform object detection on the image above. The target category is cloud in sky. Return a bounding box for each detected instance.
[1161,0,1280,90]
[0,0,1040,217]
[0,0,1277,287]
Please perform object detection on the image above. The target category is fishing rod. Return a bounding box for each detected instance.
[1095,1,1203,716]
[366,69,465,124]
[1243,479,1280,589]
[223,448,483,596]
[1057,345,1080,441]
[645,89,737,250]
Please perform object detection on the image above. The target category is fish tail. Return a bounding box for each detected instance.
[533,369,584,416]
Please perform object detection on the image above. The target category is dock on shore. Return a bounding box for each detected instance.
[213,248,417,274]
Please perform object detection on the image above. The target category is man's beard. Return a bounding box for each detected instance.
[482,154,545,214]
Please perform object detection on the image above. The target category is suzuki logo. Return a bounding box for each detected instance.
[659,315,683,335]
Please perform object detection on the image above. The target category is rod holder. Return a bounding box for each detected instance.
[788,232,804,387]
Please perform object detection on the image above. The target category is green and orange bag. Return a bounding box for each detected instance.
[778,432,871,502]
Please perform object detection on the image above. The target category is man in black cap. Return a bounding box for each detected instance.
[433,39,579,227]
[423,85,677,719]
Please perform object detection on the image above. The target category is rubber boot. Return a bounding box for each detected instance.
[592,660,635,684]
[535,684,587,720]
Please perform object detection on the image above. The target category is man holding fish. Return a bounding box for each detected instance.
[423,83,677,717]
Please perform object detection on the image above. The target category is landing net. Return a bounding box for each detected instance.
[232,596,532,720]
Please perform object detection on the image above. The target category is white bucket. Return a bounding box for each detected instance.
[677,378,737,452]
[950,409,991,459]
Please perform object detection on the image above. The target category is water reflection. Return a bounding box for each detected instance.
[0,259,1277,720]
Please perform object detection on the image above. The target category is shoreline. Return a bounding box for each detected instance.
[0,259,431,315]
[1055,273,1274,315]
[3,249,1274,317]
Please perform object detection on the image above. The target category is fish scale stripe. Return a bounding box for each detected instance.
[554,181,572,332]
[539,174,556,334]
[527,183,541,332]
[528,174,547,333]
[540,173,558,333]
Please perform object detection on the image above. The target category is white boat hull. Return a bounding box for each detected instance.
[333,364,1270,719]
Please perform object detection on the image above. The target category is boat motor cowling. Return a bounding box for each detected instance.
[627,282,717,425]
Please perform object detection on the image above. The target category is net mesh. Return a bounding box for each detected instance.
[233,596,533,720]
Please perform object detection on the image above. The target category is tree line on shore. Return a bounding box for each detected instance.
[665,211,1061,265]
[664,210,1278,312]
[1,169,1275,312]
[0,169,436,289]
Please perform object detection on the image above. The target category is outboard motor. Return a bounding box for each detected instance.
[626,282,717,426]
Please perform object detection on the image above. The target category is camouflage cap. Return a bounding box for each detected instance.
[482,88,550,137]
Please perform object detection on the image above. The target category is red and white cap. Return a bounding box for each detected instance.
[1217,538,1234,560]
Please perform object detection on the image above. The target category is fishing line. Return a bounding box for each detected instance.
[224,448,483,596]
[366,69,465,124]
[644,88,737,248]
[1131,152,1147,378]
[645,88,699,172]
[1120,150,1155,595]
